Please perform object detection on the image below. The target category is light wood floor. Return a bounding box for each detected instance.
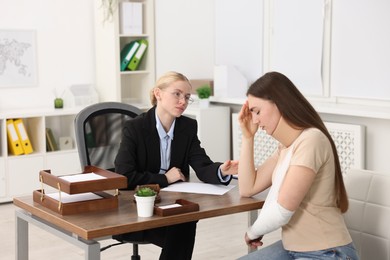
[3,202,281,259]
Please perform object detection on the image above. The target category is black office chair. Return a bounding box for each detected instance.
[74,101,147,260]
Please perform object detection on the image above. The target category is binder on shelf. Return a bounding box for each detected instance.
[13,118,33,154]
[128,39,148,71]
[6,119,24,155]
[119,2,143,35]
[46,128,59,151]
[120,40,140,71]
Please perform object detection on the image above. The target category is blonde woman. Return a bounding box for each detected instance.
[115,71,238,260]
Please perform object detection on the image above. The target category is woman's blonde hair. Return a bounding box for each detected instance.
[150,71,191,106]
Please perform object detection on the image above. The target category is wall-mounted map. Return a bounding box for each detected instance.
[0,30,37,87]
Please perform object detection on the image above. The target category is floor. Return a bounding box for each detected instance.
[2,202,281,260]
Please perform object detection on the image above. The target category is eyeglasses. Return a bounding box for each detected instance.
[166,91,194,104]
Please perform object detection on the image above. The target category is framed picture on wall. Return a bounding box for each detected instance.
[0,30,38,88]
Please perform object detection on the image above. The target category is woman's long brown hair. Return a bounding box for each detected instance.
[247,71,348,213]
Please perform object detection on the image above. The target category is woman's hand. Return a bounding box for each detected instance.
[238,101,258,139]
[165,167,186,184]
[220,160,239,176]
[244,233,263,249]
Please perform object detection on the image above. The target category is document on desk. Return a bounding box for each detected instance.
[161,182,236,195]
[59,172,106,182]
[46,192,103,203]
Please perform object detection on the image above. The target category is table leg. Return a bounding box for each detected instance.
[15,209,101,260]
[15,211,29,260]
[84,240,101,260]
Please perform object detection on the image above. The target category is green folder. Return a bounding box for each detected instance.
[120,41,140,71]
[128,39,148,71]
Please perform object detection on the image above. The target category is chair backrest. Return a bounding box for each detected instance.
[343,168,390,260]
[74,102,142,172]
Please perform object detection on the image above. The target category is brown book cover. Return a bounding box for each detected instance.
[46,128,58,151]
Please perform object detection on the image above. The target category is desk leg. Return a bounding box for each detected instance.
[83,239,101,260]
[247,209,259,253]
[15,212,28,260]
[15,209,101,260]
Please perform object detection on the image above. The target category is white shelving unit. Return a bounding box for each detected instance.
[94,0,156,106]
[0,108,83,203]
[0,2,232,202]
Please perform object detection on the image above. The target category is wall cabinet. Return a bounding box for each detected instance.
[0,108,82,202]
[94,0,156,106]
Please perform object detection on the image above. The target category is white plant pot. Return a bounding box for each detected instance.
[198,98,210,108]
[134,195,156,217]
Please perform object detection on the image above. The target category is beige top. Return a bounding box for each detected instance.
[279,128,352,251]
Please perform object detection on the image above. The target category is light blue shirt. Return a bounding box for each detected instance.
[155,112,174,174]
[155,112,229,183]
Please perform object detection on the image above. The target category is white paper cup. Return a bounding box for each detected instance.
[134,195,156,217]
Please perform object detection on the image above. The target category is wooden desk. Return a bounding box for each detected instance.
[14,183,264,260]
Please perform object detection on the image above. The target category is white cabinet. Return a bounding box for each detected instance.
[0,159,5,197]
[94,0,156,106]
[0,108,83,202]
[184,105,231,163]
[8,155,44,197]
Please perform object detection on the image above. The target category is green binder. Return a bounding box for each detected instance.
[120,41,140,71]
[128,39,148,71]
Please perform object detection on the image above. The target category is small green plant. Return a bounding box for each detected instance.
[136,187,157,197]
[196,85,212,99]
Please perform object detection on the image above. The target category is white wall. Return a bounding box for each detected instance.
[155,0,214,79]
[1,0,389,173]
[0,0,95,110]
[155,0,390,174]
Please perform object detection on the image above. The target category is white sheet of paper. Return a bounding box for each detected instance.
[59,172,106,182]
[158,203,182,209]
[161,182,235,195]
[46,192,103,203]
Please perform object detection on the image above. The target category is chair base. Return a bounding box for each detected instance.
[131,243,140,260]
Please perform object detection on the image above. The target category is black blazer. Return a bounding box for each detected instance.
[115,106,230,189]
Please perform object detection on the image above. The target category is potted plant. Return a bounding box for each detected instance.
[135,187,157,197]
[134,187,157,217]
[196,85,212,108]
